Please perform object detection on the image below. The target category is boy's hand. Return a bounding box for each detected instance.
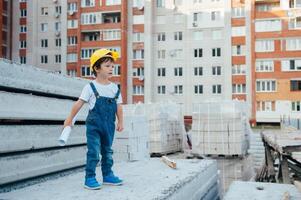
[116,121,124,132]
[63,118,72,128]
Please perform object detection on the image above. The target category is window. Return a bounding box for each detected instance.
[157,85,166,94]
[81,13,97,25]
[133,32,144,42]
[41,7,48,16]
[255,20,281,32]
[291,80,301,91]
[41,23,48,32]
[292,101,301,112]
[157,50,166,59]
[193,0,202,4]
[171,49,183,59]
[194,48,202,57]
[106,0,121,5]
[212,85,222,94]
[174,67,183,76]
[68,3,78,11]
[212,30,222,40]
[212,48,221,57]
[55,38,61,47]
[68,20,78,28]
[55,6,62,14]
[193,12,202,23]
[232,84,246,94]
[41,39,48,48]
[81,0,95,7]
[41,55,48,64]
[103,29,121,40]
[133,0,144,7]
[81,66,92,77]
[20,56,26,64]
[157,68,166,77]
[133,86,144,95]
[194,85,203,94]
[281,60,301,71]
[67,53,78,62]
[81,48,97,59]
[157,32,166,41]
[232,7,245,18]
[289,0,301,8]
[232,65,246,75]
[232,26,246,36]
[286,38,301,51]
[289,17,301,30]
[113,65,121,76]
[256,80,276,92]
[55,54,61,63]
[211,11,220,21]
[68,36,77,46]
[133,67,144,77]
[212,66,221,75]
[256,60,274,72]
[20,40,26,49]
[156,0,165,8]
[174,32,183,41]
[257,101,275,112]
[20,9,27,17]
[174,85,183,94]
[255,40,274,52]
[133,49,144,59]
[133,15,144,24]
[232,45,245,56]
[20,25,27,33]
[194,67,203,76]
[55,22,61,31]
[67,69,77,77]
[193,31,203,40]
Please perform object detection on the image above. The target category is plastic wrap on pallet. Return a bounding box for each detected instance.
[191,101,250,156]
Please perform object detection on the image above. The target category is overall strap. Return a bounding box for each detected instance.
[89,82,100,98]
[114,88,120,100]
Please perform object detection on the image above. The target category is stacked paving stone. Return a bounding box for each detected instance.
[191,101,250,156]
[113,115,149,161]
[124,102,184,155]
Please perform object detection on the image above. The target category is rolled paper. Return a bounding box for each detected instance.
[58,126,72,146]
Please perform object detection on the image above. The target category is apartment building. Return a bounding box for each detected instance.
[144,0,233,117]
[0,0,12,59]
[11,0,67,72]
[251,0,301,123]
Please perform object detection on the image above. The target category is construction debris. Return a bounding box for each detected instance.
[161,156,177,169]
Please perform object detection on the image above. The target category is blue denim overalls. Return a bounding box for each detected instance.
[85,82,120,179]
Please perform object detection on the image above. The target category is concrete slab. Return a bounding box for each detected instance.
[0,91,88,121]
[0,60,88,98]
[224,181,301,200]
[0,125,86,153]
[0,159,219,200]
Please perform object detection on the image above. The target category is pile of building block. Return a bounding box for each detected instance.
[113,115,149,161]
[123,102,184,155]
[191,101,250,156]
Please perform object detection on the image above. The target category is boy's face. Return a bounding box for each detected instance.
[95,60,114,78]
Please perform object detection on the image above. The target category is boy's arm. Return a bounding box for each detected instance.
[116,104,124,132]
[64,99,85,127]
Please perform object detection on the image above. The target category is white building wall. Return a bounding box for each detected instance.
[146,0,232,115]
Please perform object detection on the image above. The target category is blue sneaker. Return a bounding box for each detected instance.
[103,174,123,186]
[84,177,101,190]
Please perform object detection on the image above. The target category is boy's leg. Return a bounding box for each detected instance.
[85,125,101,179]
[100,123,114,177]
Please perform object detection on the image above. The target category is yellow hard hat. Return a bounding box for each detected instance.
[90,49,119,69]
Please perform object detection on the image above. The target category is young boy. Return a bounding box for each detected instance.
[64,49,124,190]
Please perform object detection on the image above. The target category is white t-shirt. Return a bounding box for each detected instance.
[79,80,122,110]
